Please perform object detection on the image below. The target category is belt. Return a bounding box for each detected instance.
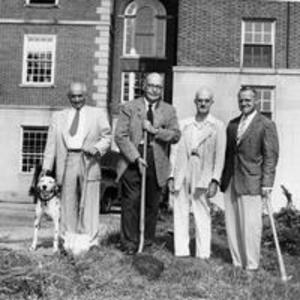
[67,148,82,153]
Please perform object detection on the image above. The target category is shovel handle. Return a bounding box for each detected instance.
[138,131,148,253]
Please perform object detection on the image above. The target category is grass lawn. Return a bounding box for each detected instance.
[0,212,299,300]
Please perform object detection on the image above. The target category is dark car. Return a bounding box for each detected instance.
[100,150,122,214]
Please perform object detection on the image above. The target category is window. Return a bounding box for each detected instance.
[121,72,144,102]
[242,20,275,68]
[21,126,48,173]
[123,0,166,57]
[25,0,58,5]
[255,87,274,119]
[121,72,164,102]
[22,35,56,86]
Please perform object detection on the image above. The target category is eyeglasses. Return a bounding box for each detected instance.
[146,84,163,90]
[195,98,211,104]
[70,94,83,99]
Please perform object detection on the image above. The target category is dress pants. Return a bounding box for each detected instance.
[224,181,263,270]
[174,185,211,258]
[61,152,100,244]
[120,146,161,250]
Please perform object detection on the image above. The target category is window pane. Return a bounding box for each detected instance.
[243,45,272,67]
[21,127,48,173]
[264,22,272,33]
[254,22,262,32]
[29,0,56,4]
[24,35,55,84]
[135,6,155,56]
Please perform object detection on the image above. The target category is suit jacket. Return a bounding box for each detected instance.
[43,105,112,185]
[220,112,279,195]
[170,115,226,192]
[115,97,181,187]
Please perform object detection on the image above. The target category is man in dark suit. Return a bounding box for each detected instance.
[220,86,279,271]
[115,73,181,254]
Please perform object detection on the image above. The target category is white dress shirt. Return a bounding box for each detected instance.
[66,106,86,149]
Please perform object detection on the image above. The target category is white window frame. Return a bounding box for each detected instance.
[22,34,56,87]
[20,126,48,173]
[25,0,59,6]
[122,0,166,58]
[241,20,275,68]
[121,72,145,103]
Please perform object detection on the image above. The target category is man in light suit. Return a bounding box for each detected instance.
[42,81,112,247]
[168,87,226,258]
[115,73,181,254]
[220,86,279,271]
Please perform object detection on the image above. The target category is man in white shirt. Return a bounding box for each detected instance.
[42,81,112,248]
[169,87,226,258]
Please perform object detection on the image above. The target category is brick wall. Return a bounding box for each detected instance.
[177,0,293,68]
[0,0,100,20]
[0,24,98,107]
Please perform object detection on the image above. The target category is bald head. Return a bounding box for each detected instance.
[195,86,213,101]
[194,86,214,117]
[68,81,87,110]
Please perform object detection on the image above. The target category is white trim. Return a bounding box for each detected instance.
[173,66,300,75]
[22,34,56,86]
[0,19,104,26]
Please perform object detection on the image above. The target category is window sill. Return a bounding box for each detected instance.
[24,4,60,9]
[121,55,167,60]
[240,67,276,74]
[19,83,56,88]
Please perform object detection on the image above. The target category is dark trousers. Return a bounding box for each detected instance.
[120,146,161,249]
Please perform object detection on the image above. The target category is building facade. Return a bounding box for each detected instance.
[1,0,300,209]
[0,0,113,201]
[173,0,300,209]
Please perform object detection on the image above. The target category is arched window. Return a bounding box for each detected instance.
[123,0,166,57]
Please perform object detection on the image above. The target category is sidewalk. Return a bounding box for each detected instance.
[0,200,120,253]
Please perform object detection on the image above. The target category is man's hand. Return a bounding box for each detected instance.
[262,187,272,199]
[206,180,218,198]
[82,146,100,158]
[143,120,158,135]
[136,157,147,175]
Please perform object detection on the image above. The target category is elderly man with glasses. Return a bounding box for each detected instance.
[115,73,181,255]
[169,86,226,259]
[42,81,112,249]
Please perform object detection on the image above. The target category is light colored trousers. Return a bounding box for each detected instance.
[224,181,263,270]
[61,153,100,244]
[173,186,211,258]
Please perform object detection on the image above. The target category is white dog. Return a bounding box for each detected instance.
[30,175,61,253]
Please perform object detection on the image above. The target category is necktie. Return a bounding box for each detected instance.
[147,103,153,125]
[69,109,80,136]
[237,115,247,144]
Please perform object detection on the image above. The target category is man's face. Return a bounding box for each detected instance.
[194,90,213,115]
[69,83,86,110]
[238,90,257,116]
[144,74,163,103]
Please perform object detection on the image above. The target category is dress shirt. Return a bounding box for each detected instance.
[237,110,257,143]
[66,106,86,149]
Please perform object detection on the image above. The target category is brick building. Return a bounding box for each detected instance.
[1,0,300,209]
[173,0,300,209]
[0,0,179,201]
[0,0,113,200]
